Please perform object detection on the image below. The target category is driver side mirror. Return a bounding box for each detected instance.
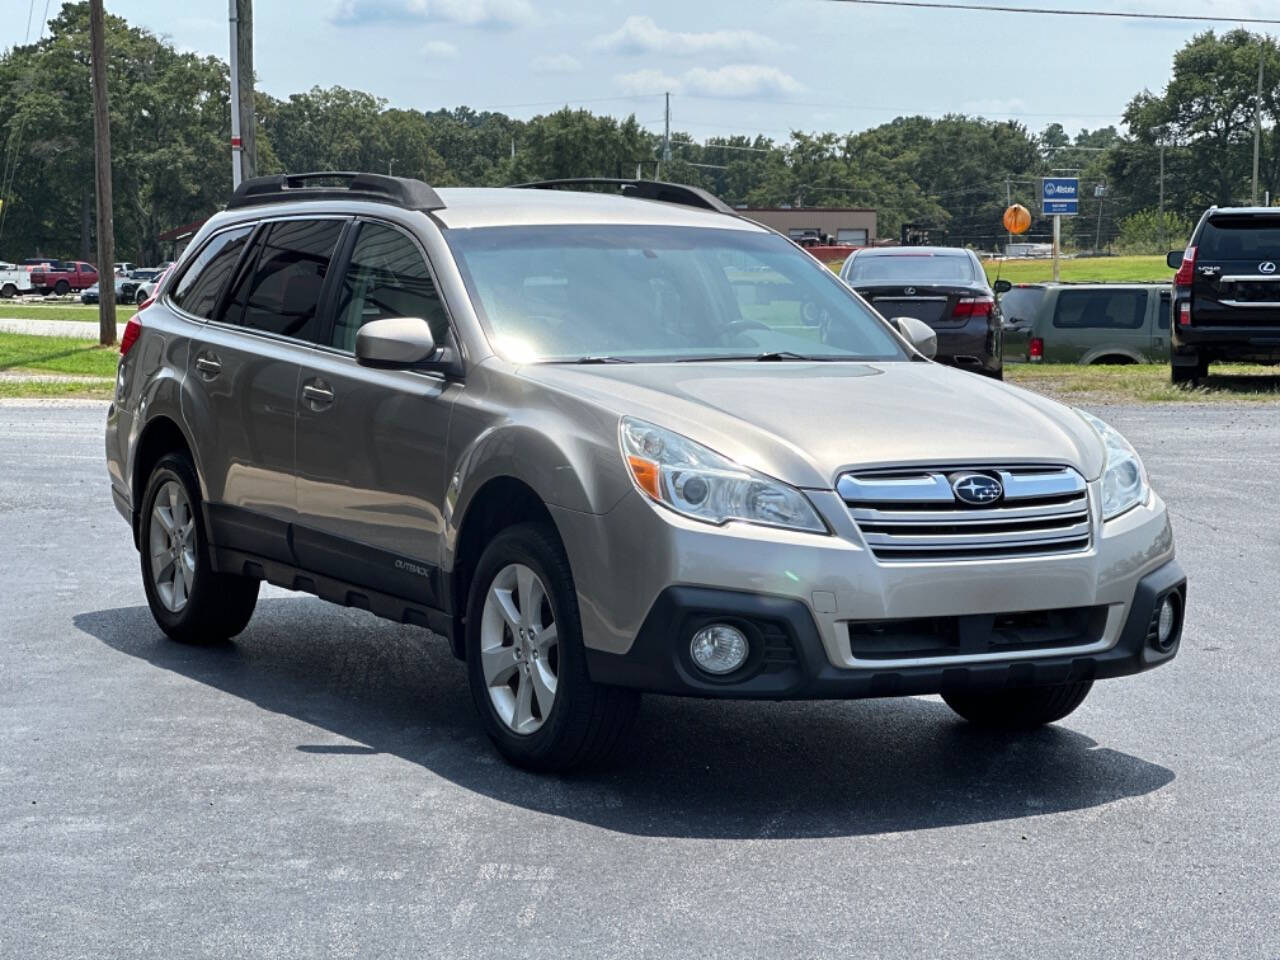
[355,317,439,369]
[890,316,938,360]
[993,279,1012,294]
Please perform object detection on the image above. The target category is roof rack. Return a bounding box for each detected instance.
[509,178,736,215]
[227,172,446,213]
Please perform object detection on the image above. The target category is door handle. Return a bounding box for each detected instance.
[302,379,335,410]
[194,354,222,378]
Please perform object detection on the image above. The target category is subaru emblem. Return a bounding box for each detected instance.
[951,472,1003,505]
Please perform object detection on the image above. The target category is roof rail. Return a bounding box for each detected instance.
[509,178,736,215]
[227,172,446,212]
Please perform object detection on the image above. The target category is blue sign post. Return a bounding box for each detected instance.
[1042,177,1079,216]
[1042,177,1079,281]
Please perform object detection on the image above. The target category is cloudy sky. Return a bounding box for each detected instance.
[26,0,1280,141]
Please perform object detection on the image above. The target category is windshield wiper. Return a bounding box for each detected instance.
[679,351,829,362]
[561,355,635,364]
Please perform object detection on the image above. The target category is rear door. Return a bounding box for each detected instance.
[997,284,1044,361]
[1047,287,1149,363]
[181,217,346,565]
[292,218,460,608]
[1152,288,1172,358]
[1191,213,1280,327]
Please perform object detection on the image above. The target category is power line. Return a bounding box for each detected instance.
[819,0,1280,24]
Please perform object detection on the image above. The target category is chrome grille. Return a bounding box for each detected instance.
[838,465,1091,561]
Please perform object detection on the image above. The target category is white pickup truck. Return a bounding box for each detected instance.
[0,262,34,299]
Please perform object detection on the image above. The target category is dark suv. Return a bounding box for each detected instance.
[1167,207,1280,384]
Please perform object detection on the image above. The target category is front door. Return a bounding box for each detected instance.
[293,219,460,607]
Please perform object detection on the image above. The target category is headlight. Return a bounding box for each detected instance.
[619,417,826,533]
[1075,409,1149,520]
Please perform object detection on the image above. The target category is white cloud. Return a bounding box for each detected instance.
[331,0,534,29]
[592,15,778,57]
[531,53,582,75]
[683,64,803,98]
[615,68,683,95]
[422,40,458,59]
[615,63,804,99]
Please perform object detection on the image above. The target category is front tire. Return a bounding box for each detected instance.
[139,453,259,645]
[0,283,16,299]
[942,681,1093,730]
[465,522,638,772]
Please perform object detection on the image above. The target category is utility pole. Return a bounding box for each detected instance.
[1252,41,1264,205]
[1158,140,1166,251]
[1095,181,1106,253]
[235,0,255,180]
[662,91,671,167]
[228,0,242,187]
[1005,179,1012,249]
[89,0,116,346]
[1052,215,1061,283]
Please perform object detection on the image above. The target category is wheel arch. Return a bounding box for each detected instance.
[129,415,199,547]
[1081,348,1141,365]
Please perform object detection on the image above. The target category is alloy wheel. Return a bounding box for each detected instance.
[479,563,559,735]
[148,480,196,612]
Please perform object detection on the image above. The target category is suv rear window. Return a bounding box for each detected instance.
[1198,215,1280,259]
[999,286,1044,325]
[1052,289,1146,330]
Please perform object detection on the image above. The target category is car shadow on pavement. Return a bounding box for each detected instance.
[75,598,1175,840]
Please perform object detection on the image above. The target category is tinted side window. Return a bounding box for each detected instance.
[1052,289,1146,330]
[223,219,344,341]
[168,226,253,319]
[1158,291,1171,330]
[329,222,449,351]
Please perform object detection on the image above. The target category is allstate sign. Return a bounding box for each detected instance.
[1042,177,1079,216]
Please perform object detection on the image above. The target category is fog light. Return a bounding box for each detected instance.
[1156,595,1179,649]
[690,623,749,675]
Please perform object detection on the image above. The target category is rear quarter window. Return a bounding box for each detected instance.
[1052,289,1146,330]
[168,225,254,319]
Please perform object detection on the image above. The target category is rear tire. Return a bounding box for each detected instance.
[53,279,69,296]
[0,283,15,299]
[1171,352,1207,385]
[465,522,639,772]
[942,681,1093,730]
[139,453,259,645]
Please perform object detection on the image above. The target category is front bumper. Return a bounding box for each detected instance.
[585,560,1184,699]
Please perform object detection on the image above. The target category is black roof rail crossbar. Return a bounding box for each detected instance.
[227,171,446,212]
[509,178,736,215]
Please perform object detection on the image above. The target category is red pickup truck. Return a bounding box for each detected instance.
[30,261,98,296]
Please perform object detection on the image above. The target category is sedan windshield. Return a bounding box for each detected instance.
[847,252,977,283]
[446,225,907,363]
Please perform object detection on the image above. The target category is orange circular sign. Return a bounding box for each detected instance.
[1003,203,1032,235]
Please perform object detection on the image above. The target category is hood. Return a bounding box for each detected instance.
[516,360,1105,489]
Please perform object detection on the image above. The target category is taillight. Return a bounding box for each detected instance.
[1029,336,1044,361]
[1173,245,1197,288]
[119,314,142,356]
[953,296,995,318]
[1178,301,1192,327]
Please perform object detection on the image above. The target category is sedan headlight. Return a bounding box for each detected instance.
[1075,409,1149,520]
[619,417,826,533]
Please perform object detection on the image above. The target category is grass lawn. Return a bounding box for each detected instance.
[1006,362,1280,404]
[0,378,114,399]
[0,302,135,322]
[0,332,121,377]
[983,254,1171,285]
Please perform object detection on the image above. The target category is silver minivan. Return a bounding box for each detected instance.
[106,174,1185,771]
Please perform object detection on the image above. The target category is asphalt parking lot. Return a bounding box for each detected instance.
[1,400,1277,958]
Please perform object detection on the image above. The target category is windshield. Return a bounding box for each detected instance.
[445,225,907,363]
[847,252,976,283]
